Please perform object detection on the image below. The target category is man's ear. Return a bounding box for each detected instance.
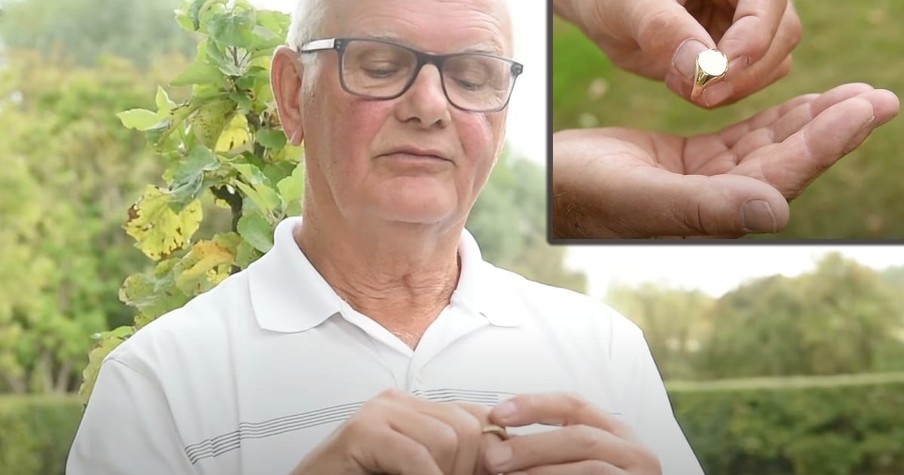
[271,45,306,146]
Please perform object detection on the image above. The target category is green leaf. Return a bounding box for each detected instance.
[155,86,176,116]
[234,240,263,269]
[229,91,253,114]
[186,0,209,31]
[174,6,196,32]
[189,99,235,149]
[117,108,161,131]
[196,0,228,33]
[256,128,287,149]
[169,145,221,209]
[208,11,256,48]
[119,258,191,322]
[235,181,281,215]
[237,211,274,253]
[171,60,227,87]
[255,10,290,36]
[276,161,305,206]
[124,186,203,260]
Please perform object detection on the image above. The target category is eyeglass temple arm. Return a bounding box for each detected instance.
[300,38,337,53]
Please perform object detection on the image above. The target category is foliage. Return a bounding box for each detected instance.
[0,394,83,474]
[605,283,715,379]
[0,0,197,67]
[606,253,904,381]
[78,0,297,403]
[699,253,904,378]
[469,152,587,294]
[552,0,904,238]
[0,52,176,394]
[670,373,904,475]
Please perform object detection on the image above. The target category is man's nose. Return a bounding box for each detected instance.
[396,64,452,127]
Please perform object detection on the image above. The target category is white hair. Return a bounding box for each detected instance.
[286,0,330,50]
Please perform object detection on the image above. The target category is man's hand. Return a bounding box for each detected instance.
[479,393,661,474]
[291,389,494,475]
[551,83,900,239]
[553,0,802,107]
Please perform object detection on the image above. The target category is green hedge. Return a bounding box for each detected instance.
[3,375,904,474]
[669,373,904,475]
[0,395,82,475]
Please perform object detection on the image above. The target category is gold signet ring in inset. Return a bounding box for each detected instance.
[691,49,729,100]
[481,424,509,440]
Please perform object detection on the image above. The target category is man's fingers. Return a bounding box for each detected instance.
[502,460,628,475]
[741,88,899,199]
[351,428,445,475]
[622,0,714,80]
[552,131,791,238]
[718,83,878,153]
[489,394,631,435]
[718,0,791,63]
[704,3,800,106]
[482,426,637,473]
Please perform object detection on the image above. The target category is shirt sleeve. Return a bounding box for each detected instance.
[630,342,706,475]
[67,357,197,475]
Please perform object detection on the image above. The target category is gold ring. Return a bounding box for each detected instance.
[481,424,509,440]
[691,49,729,100]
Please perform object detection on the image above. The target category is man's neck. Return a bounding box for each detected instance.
[295,210,464,347]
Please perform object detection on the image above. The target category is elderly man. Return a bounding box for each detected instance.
[67,0,702,474]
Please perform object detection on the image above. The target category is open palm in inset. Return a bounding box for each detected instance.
[552,83,900,238]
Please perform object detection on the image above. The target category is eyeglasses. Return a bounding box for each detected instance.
[299,38,523,113]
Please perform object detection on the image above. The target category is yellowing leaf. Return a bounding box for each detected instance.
[190,99,235,150]
[124,186,203,260]
[117,108,161,131]
[174,240,235,294]
[216,113,250,152]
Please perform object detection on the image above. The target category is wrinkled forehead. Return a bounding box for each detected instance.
[322,0,513,56]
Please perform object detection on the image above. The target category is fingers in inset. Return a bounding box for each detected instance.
[706,3,800,106]
[721,83,878,153]
[719,0,791,62]
[744,96,876,199]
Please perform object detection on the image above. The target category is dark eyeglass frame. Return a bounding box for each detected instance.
[298,37,524,113]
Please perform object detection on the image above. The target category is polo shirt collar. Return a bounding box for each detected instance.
[247,217,525,333]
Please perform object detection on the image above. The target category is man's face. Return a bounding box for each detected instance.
[299,0,512,229]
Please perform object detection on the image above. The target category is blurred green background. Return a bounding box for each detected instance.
[553,0,904,239]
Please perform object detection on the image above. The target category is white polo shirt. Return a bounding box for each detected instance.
[67,217,703,475]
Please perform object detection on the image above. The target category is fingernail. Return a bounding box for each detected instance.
[673,39,708,79]
[742,200,777,233]
[702,81,733,107]
[486,444,513,468]
[493,401,516,422]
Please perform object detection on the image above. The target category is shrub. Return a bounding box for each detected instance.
[0,395,83,475]
[669,373,904,475]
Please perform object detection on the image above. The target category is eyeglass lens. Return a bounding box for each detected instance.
[340,40,515,111]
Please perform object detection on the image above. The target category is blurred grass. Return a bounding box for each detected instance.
[552,0,904,239]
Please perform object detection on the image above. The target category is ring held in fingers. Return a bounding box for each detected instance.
[691,49,729,100]
[481,424,509,440]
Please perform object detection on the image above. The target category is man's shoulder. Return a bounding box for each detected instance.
[480,261,644,337]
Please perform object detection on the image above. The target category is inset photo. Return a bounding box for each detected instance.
[550,1,902,241]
